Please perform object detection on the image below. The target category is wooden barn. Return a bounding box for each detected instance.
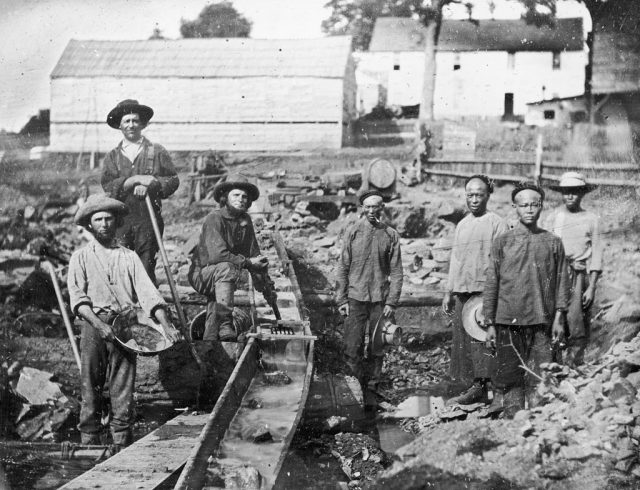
[49,37,356,152]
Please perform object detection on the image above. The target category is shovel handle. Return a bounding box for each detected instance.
[44,261,81,372]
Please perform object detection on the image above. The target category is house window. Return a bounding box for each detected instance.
[393,64,400,71]
[544,110,556,120]
[552,52,561,70]
[504,93,514,117]
[453,64,461,71]
[507,51,515,70]
[453,53,461,71]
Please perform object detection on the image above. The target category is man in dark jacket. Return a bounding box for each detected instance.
[336,190,403,406]
[188,174,272,342]
[102,99,179,284]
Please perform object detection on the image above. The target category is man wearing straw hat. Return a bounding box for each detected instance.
[102,99,179,285]
[544,172,602,366]
[443,175,508,405]
[188,174,273,342]
[336,190,403,409]
[68,194,181,447]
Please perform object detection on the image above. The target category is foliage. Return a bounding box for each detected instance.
[180,1,252,39]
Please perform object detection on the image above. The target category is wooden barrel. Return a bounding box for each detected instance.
[367,158,396,189]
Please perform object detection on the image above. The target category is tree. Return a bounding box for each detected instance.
[181,1,252,38]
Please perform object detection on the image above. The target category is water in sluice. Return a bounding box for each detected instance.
[212,369,306,488]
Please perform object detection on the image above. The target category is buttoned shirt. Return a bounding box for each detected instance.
[67,239,166,317]
[543,208,603,272]
[483,222,570,326]
[335,218,403,306]
[446,211,508,294]
[120,138,143,164]
[191,207,260,270]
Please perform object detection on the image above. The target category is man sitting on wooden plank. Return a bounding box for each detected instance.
[188,174,274,342]
[67,195,181,446]
[483,182,570,418]
[544,172,602,366]
[336,190,403,409]
[443,175,508,405]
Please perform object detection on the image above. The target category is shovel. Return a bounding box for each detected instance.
[145,195,206,405]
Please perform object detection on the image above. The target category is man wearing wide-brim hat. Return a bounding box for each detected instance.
[187,174,273,342]
[544,172,602,366]
[102,99,179,285]
[68,194,181,446]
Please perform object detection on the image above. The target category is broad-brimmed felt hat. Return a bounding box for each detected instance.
[461,295,488,342]
[549,171,595,193]
[75,194,128,227]
[107,99,154,129]
[213,174,260,203]
[358,189,384,204]
[512,181,545,202]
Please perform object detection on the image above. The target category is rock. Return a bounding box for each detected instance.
[559,444,601,461]
[242,424,273,443]
[607,379,637,405]
[324,416,348,431]
[613,414,635,425]
[263,371,292,385]
[603,295,640,324]
[624,371,640,389]
[313,236,336,248]
[615,458,636,474]
[245,398,263,409]
[14,367,67,406]
[520,421,535,437]
[408,277,423,285]
[388,396,431,419]
[513,409,531,422]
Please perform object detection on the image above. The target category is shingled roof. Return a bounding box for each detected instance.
[369,17,584,52]
[51,37,352,79]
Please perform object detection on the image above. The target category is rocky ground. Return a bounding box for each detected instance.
[1,149,640,488]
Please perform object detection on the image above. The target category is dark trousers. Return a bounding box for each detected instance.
[565,268,590,366]
[116,213,162,285]
[493,324,552,395]
[450,293,494,383]
[343,299,384,391]
[189,262,239,340]
[78,318,136,445]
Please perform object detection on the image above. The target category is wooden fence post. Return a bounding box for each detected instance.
[534,134,543,184]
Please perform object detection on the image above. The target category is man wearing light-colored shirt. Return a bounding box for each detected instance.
[68,194,181,446]
[545,172,602,365]
[443,175,507,405]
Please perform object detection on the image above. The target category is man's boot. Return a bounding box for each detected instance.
[216,302,237,342]
[503,386,526,418]
[202,301,219,341]
[447,379,488,406]
[485,388,505,417]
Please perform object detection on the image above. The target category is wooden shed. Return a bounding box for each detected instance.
[49,37,356,152]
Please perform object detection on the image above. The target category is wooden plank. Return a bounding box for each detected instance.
[59,411,212,489]
[174,339,260,490]
[425,168,531,183]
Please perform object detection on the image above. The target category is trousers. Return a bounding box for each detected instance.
[116,212,163,285]
[78,316,136,446]
[343,299,385,391]
[188,262,240,340]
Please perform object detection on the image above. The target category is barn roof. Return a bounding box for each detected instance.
[51,37,352,79]
[369,17,584,52]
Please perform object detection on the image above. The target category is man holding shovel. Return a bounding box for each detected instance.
[102,99,179,284]
[188,174,274,342]
[68,194,181,447]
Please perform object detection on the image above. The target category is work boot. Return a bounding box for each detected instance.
[446,380,488,406]
[216,303,237,342]
[503,386,526,419]
[484,389,505,417]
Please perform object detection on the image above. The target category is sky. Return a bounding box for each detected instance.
[0,0,588,132]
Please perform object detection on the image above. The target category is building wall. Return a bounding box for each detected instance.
[50,76,348,151]
[357,50,586,118]
[524,98,586,127]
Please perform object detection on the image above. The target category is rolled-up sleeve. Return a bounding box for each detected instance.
[386,234,403,307]
[153,146,180,199]
[483,237,501,323]
[130,252,166,317]
[67,251,93,315]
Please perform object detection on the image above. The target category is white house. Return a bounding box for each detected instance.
[357,17,586,119]
[49,37,356,152]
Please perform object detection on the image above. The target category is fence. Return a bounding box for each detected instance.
[423,136,640,187]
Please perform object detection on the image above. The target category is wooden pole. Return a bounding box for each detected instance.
[534,134,543,184]
[43,261,81,372]
[144,195,206,399]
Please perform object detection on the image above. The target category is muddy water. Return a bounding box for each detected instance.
[215,370,305,488]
